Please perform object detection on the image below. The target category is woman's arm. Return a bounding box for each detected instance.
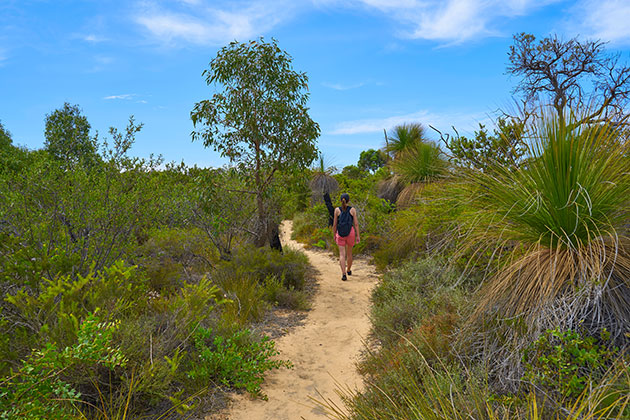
[332,207,340,234]
[351,207,360,243]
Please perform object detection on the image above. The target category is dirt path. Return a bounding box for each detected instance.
[221,220,378,420]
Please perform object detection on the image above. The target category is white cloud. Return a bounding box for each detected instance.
[330,109,490,135]
[567,0,630,45]
[83,34,108,43]
[349,0,558,44]
[104,94,136,100]
[135,0,298,46]
[322,81,366,90]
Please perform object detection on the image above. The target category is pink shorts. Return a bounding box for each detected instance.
[335,227,356,247]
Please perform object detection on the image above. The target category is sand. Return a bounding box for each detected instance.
[217,220,378,420]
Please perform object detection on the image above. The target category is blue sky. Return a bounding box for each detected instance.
[2,0,630,168]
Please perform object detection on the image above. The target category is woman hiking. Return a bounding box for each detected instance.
[332,193,360,281]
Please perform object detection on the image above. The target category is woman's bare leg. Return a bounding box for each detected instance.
[339,245,347,275]
[346,244,353,273]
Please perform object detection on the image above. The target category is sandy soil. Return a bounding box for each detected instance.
[217,220,378,420]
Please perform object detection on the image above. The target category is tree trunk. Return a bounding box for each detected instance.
[254,192,267,247]
[269,222,283,253]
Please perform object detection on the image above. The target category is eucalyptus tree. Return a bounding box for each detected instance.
[191,38,320,247]
[44,103,100,168]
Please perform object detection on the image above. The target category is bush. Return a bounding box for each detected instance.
[370,258,466,347]
[522,328,619,399]
[186,326,292,398]
[0,311,126,420]
[135,227,217,292]
[221,244,309,291]
[373,181,467,269]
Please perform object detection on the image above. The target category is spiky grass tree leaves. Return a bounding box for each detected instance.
[384,123,428,159]
[468,112,630,342]
[191,38,320,247]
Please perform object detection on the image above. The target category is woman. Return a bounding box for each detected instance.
[332,193,360,281]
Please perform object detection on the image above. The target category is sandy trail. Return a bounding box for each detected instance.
[222,220,378,420]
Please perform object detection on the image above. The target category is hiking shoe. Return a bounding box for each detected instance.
[347,270,352,276]
[342,274,347,281]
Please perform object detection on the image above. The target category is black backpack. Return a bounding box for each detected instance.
[337,206,353,237]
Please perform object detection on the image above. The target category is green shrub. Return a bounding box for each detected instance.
[522,328,619,399]
[373,181,466,269]
[135,227,217,292]
[261,275,310,310]
[370,258,465,347]
[221,244,309,291]
[187,327,291,398]
[0,311,126,420]
[211,270,268,325]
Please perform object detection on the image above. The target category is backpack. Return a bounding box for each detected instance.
[337,206,353,237]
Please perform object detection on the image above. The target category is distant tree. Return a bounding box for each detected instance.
[445,117,526,170]
[342,164,366,179]
[44,103,99,168]
[508,33,630,128]
[0,120,12,150]
[384,123,428,158]
[357,148,386,173]
[191,38,320,247]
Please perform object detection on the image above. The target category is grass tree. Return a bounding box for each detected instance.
[468,111,630,345]
[191,38,320,247]
[384,123,428,159]
[309,153,338,204]
[390,140,448,208]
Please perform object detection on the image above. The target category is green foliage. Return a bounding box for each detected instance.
[261,274,310,310]
[390,140,447,184]
[0,118,163,286]
[291,204,330,247]
[358,149,386,173]
[472,115,630,248]
[373,181,466,269]
[135,227,216,292]
[187,327,291,398]
[0,120,12,150]
[370,258,465,347]
[191,167,256,259]
[0,311,126,420]
[446,117,525,169]
[191,38,320,246]
[384,123,427,158]
[341,165,366,180]
[467,113,630,330]
[44,102,100,168]
[3,261,147,359]
[222,244,309,291]
[522,328,619,399]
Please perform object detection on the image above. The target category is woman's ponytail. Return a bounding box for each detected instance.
[340,193,350,210]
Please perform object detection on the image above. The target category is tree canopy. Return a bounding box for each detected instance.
[508,33,630,128]
[358,149,386,173]
[44,103,99,167]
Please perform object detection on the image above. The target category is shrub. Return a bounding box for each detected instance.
[373,181,466,269]
[261,275,310,310]
[135,227,217,292]
[522,328,619,399]
[0,311,126,420]
[370,258,466,347]
[221,244,309,291]
[186,327,291,398]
